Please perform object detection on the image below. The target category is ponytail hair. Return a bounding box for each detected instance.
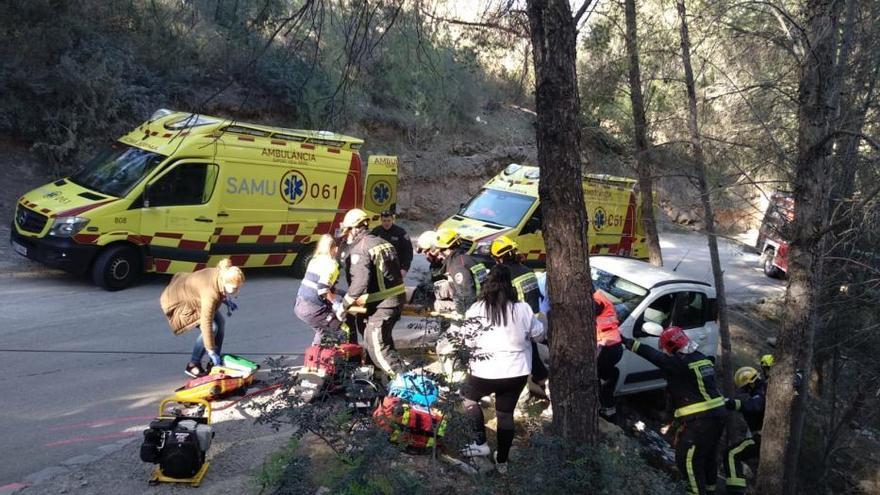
[217,258,245,286]
[313,234,336,257]
[478,264,518,327]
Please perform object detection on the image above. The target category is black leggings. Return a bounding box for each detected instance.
[461,375,528,463]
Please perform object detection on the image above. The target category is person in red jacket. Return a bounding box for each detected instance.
[594,288,623,421]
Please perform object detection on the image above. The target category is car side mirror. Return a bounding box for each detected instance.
[642,321,664,337]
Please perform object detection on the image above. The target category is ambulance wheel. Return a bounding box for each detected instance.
[290,246,314,279]
[92,245,141,291]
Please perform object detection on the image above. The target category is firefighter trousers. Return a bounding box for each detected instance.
[357,306,404,378]
[723,434,760,493]
[676,415,724,495]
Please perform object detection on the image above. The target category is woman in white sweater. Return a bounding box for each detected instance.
[458,265,545,473]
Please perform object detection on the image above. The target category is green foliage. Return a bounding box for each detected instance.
[254,437,312,495]
[0,0,509,173]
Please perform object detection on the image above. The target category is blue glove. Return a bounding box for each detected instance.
[207,350,223,366]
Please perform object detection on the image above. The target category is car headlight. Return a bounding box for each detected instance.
[48,217,90,237]
[474,241,491,255]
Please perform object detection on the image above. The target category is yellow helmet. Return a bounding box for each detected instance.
[434,228,461,249]
[491,236,518,258]
[340,209,369,230]
[760,354,775,368]
[734,366,760,389]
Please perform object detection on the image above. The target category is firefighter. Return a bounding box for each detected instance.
[593,288,623,421]
[723,366,766,494]
[436,228,492,316]
[760,353,774,380]
[622,327,726,495]
[371,210,413,279]
[490,236,548,395]
[338,208,406,378]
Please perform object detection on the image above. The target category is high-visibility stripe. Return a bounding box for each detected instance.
[674,397,725,418]
[470,263,488,294]
[686,445,699,495]
[368,318,397,376]
[364,284,405,303]
[631,340,641,352]
[688,359,714,402]
[726,438,754,488]
[512,272,537,302]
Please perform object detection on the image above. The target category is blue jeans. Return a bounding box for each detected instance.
[190,312,225,364]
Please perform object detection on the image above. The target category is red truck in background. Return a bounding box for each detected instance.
[756,191,794,278]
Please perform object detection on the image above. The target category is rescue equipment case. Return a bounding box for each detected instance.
[373,396,446,450]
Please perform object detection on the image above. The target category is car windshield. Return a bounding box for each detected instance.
[459,188,535,228]
[69,144,165,197]
[591,267,649,321]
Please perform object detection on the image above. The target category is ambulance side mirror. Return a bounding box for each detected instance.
[642,321,664,337]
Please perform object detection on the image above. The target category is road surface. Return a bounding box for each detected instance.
[0,230,784,487]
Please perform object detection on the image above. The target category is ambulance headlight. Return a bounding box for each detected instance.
[48,217,90,237]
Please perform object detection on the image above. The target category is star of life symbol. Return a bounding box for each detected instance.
[594,208,607,231]
[372,181,391,205]
[281,170,307,205]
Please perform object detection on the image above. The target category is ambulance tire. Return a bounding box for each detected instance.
[92,245,141,291]
[290,246,314,279]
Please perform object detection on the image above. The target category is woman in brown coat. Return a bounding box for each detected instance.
[160,258,245,377]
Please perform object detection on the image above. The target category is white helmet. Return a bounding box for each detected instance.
[417,231,438,252]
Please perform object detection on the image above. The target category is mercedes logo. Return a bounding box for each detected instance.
[16,209,27,226]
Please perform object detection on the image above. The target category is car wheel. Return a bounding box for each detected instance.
[763,250,782,278]
[92,245,141,291]
[289,246,315,279]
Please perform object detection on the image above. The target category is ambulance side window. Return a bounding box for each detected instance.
[150,163,218,207]
[521,206,542,234]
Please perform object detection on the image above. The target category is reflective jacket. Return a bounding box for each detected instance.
[593,290,622,347]
[444,252,492,314]
[296,254,339,307]
[629,341,726,420]
[731,380,766,434]
[344,232,405,310]
[505,262,541,314]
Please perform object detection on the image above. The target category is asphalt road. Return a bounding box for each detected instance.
[0,230,785,487]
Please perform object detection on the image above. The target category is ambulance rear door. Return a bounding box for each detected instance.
[363,156,398,215]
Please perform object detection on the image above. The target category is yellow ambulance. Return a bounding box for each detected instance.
[10,109,398,290]
[436,163,649,265]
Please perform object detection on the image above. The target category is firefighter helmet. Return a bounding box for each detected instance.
[760,354,775,369]
[340,209,369,230]
[735,366,761,389]
[659,326,690,354]
[490,236,518,258]
[434,228,461,249]
[417,231,438,252]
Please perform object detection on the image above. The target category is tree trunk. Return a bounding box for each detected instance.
[526,0,598,445]
[755,1,841,493]
[675,0,734,393]
[624,0,662,267]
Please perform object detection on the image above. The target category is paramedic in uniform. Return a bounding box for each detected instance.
[338,208,407,378]
[371,210,413,278]
[294,235,345,345]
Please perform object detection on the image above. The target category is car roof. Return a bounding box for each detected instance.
[590,255,711,290]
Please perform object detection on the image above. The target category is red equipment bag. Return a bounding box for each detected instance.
[303,344,363,377]
[372,396,446,449]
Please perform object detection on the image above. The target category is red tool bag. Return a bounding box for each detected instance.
[303,343,362,377]
[372,396,446,450]
[174,372,252,402]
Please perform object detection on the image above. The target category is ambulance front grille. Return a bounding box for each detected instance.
[15,205,48,234]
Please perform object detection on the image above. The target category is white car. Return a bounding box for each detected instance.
[536,255,719,395]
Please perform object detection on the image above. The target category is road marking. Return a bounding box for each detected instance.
[46,431,137,448]
[48,415,154,431]
[0,483,30,492]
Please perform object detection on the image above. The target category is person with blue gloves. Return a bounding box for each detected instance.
[160,257,245,377]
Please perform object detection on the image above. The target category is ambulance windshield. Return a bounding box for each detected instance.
[70,144,165,198]
[458,188,535,227]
